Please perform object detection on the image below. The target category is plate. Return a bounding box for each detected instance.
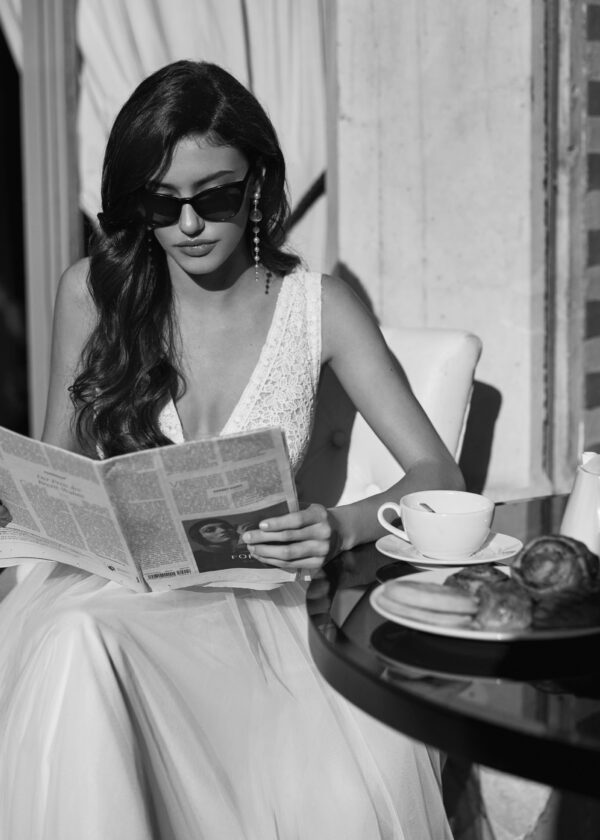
[375,531,523,567]
[369,568,600,641]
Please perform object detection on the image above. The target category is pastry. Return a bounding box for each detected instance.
[376,579,478,627]
[375,593,474,627]
[474,579,533,630]
[445,564,510,597]
[512,535,599,598]
[382,579,478,614]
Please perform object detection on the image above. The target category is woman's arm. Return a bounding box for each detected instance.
[41,258,95,451]
[243,275,465,568]
[0,261,93,527]
[321,275,465,551]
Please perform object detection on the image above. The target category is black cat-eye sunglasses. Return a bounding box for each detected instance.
[139,168,253,228]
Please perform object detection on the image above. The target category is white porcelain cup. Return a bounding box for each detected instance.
[377,490,494,560]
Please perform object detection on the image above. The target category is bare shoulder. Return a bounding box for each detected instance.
[320,273,383,363]
[54,258,95,328]
[56,257,92,307]
[50,257,96,374]
[321,272,372,311]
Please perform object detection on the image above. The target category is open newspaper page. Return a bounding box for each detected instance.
[0,427,147,591]
[0,425,299,591]
[99,426,299,590]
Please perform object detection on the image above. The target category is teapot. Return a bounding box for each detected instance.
[559,452,600,555]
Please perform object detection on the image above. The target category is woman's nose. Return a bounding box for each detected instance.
[178,202,205,235]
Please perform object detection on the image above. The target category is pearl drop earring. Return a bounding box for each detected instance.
[249,189,272,294]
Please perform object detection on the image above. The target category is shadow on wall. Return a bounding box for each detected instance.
[459,382,502,494]
[295,263,501,505]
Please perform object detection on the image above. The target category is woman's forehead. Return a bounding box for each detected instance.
[159,136,247,185]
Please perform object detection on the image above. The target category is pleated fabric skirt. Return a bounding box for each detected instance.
[0,562,452,840]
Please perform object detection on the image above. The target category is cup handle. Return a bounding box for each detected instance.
[377,502,411,543]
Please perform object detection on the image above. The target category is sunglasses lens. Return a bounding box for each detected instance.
[193,184,244,222]
[141,194,180,228]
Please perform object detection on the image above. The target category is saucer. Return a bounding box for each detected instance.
[374,531,523,567]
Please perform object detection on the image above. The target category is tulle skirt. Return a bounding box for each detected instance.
[0,562,452,840]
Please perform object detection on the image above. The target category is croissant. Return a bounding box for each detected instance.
[511,535,599,598]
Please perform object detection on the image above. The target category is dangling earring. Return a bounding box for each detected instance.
[249,190,272,294]
[146,226,154,260]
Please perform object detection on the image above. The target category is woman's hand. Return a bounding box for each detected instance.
[241,504,342,571]
[0,501,12,528]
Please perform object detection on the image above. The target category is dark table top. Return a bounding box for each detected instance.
[307,495,600,797]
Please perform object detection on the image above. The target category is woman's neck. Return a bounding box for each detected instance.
[166,247,255,302]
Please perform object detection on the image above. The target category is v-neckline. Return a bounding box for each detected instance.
[167,274,291,442]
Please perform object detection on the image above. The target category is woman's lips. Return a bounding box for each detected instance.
[176,240,217,256]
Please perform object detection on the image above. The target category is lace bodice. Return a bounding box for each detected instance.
[159,271,322,472]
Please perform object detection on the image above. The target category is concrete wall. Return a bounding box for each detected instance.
[328,0,552,500]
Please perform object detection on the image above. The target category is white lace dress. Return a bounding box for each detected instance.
[0,272,452,840]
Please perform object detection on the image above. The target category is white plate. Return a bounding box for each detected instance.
[375,531,523,567]
[369,568,600,641]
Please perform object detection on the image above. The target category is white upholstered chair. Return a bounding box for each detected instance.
[296,326,482,507]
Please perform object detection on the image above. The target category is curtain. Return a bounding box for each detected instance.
[0,0,20,67]
[77,0,327,270]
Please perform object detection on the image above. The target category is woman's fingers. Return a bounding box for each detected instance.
[248,538,330,563]
[241,504,335,569]
[242,504,331,544]
[244,522,331,545]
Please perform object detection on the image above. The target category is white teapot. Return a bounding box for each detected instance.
[559,452,600,555]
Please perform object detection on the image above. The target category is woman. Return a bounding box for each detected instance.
[188,518,243,554]
[0,61,463,839]
[187,517,259,573]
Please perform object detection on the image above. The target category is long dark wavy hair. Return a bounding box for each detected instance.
[70,60,301,457]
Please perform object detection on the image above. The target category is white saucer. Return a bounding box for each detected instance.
[375,531,523,567]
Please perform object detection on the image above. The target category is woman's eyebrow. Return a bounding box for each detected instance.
[151,169,238,190]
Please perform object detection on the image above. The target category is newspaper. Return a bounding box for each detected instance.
[0,425,299,592]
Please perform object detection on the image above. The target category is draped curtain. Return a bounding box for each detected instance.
[0,0,19,65]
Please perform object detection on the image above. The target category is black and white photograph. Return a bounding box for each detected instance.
[0,2,599,838]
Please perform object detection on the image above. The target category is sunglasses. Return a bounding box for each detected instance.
[140,168,253,228]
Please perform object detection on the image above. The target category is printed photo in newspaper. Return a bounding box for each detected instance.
[182,502,289,573]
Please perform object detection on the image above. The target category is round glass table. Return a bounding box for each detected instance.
[307,495,600,797]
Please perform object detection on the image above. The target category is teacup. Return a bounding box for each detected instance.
[377,490,494,561]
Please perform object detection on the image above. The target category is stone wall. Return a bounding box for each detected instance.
[328,0,554,499]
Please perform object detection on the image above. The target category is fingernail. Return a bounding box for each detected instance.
[259,521,269,530]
